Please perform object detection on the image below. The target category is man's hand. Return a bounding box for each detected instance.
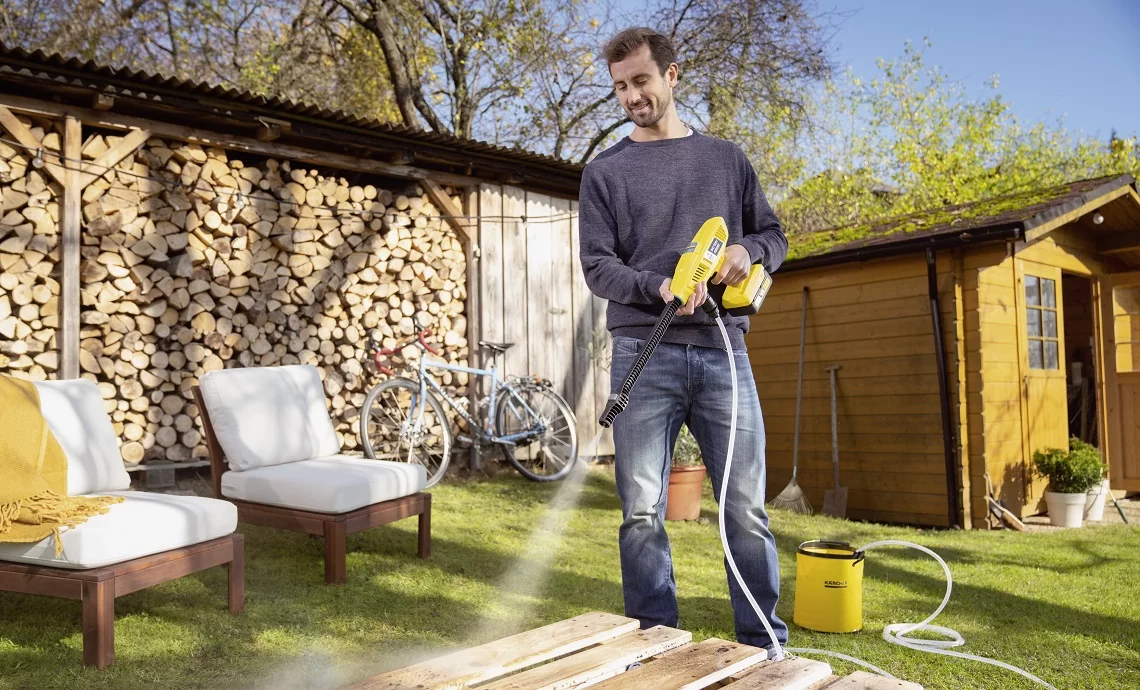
[712,244,751,286]
[660,278,707,316]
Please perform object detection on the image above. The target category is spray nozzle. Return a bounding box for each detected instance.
[598,392,628,429]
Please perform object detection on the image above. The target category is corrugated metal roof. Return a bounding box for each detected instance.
[785,174,1137,268]
[0,42,584,179]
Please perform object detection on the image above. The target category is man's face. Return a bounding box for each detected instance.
[609,46,677,128]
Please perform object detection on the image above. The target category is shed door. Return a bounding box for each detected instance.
[1018,262,1068,504]
[1099,271,1140,491]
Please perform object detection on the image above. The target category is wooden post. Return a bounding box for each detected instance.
[418,494,432,558]
[81,579,114,669]
[951,248,973,528]
[464,186,482,470]
[227,534,245,613]
[323,520,347,585]
[61,116,82,379]
[424,179,482,470]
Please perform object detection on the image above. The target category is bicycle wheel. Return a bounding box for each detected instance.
[494,384,578,481]
[360,376,451,488]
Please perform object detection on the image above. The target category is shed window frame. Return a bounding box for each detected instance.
[1025,275,1060,370]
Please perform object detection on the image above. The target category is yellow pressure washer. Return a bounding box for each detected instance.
[599,216,772,427]
[669,216,774,315]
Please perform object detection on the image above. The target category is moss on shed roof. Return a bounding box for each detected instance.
[786,175,1132,262]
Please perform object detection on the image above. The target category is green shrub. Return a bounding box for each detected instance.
[1032,437,1107,493]
[672,425,704,467]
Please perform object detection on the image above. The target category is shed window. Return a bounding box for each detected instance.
[1025,275,1059,369]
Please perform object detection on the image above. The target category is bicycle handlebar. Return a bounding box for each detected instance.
[367,324,441,374]
[418,328,441,356]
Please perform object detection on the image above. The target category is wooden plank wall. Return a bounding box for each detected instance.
[501,187,530,382]
[964,227,1112,526]
[478,185,613,457]
[747,254,956,526]
[964,244,1024,526]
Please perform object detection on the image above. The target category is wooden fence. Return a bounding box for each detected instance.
[477,185,614,456]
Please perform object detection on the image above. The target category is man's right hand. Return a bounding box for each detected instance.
[660,278,707,316]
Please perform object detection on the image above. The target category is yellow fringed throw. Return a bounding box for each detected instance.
[0,374,123,556]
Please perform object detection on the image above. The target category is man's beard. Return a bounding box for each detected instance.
[627,91,671,127]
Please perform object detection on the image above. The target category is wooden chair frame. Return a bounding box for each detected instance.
[0,533,244,669]
[191,386,431,585]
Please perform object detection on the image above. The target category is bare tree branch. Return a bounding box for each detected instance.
[580,117,629,163]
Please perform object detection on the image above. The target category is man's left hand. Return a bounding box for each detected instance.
[712,244,751,286]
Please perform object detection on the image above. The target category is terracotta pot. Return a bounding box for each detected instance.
[666,465,707,521]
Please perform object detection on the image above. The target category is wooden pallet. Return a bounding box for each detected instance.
[340,612,922,690]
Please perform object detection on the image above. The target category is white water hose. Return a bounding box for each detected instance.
[711,315,1058,690]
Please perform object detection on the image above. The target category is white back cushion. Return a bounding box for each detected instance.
[198,365,341,471]
[34,379,131,495]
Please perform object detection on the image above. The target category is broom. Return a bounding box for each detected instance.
[770,286,812,514]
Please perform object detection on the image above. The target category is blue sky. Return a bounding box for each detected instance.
[613,0,1139,140]
[825,0,1140,139]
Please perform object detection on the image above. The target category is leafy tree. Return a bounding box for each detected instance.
[775,40,1140,235]
[521,0,836,162]
[2,0,836,162]
[330,0,569,140]
[0,0,403,121]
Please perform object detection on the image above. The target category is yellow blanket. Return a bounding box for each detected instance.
[0,374,122,556]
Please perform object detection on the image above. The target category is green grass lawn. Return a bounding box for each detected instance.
[2,467,1138,689]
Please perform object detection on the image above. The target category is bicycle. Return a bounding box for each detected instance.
[358,319,579,487]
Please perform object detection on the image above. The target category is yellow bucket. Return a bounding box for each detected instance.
[792,540,865,633]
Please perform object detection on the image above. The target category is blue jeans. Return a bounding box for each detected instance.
[609,336,788,648]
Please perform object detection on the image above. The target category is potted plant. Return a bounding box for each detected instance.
[666,425,706,521]
[1069,439,1112,521]
[1032,437,1106,528]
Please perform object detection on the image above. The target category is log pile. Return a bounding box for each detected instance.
[0,125,61,383]
[0,116,469,465]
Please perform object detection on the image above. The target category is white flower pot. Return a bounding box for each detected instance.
[1045,491,1086,528]
[1084,478,1111,521]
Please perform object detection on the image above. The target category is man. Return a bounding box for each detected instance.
[578,27,789,652]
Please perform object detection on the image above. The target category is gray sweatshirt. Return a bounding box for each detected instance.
[578,130,788,351]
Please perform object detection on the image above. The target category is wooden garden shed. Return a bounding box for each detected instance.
[0,44,613,468]
[749,174,1140,528]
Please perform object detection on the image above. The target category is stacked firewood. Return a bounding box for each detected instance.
[0,115,469,464]
[0,129,61,383]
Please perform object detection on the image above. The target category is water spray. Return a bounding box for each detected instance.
[598,216,1058,689]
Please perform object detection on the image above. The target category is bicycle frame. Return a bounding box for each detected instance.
[410,353,546,447]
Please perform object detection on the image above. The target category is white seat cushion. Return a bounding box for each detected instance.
[34,379,131,495]
[221,455,426,513]
[198,365,341,471]
[0,491,237,569]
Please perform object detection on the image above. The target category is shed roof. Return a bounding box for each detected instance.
[0,43,584,195]
[784,174,1138,270]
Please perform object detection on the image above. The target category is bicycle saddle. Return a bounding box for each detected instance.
[478,341,514,353]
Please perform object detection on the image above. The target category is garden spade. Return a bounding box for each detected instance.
[823,364,847,517]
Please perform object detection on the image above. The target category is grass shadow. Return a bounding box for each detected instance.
[0,481,625,689]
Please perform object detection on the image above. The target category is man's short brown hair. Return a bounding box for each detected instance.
[603,27,677,75]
